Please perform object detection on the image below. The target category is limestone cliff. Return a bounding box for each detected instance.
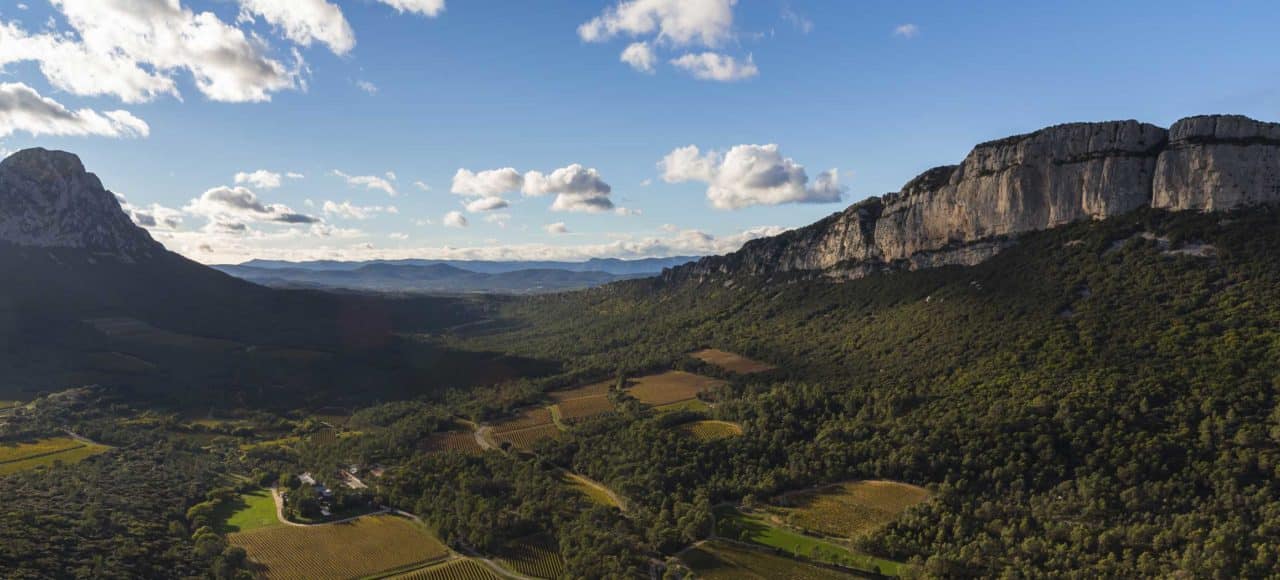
[667,114,1280,282]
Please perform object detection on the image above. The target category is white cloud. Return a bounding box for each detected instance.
[781,5,813,34]
[465,196,510,212]
[660,144,845,209]
[0,0,302,104]
[579,0,736,47]
[545,222,569,235]
[522,164,616,213]
[443,210,468,228]
[620,42,656,73]
[333,169,398,196]
[388,232,409,240]
[233,169,286,189]
[287,171,305,179]
[356,80,378,95]
[483,213,511,228]
[670,52,757,81]
[0,82,149,139]
[119,196,184,231]
[614,207,641,216]
[894,23,919,39]
[451,167,523,197]
[322,200,398,220]
[375,0,446,17]
[185,185,320,228]
[413,180,431,192]
[237,0,355,55]
[659,223,679,233]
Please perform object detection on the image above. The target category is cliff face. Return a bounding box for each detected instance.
[668,114,1280,282]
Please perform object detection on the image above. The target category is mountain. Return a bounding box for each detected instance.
[214,262,641,294]
[230,256,699,276]
[667,114,1280,282]
[0,148,546,403]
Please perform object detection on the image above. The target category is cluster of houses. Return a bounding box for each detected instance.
[291,465,384,517]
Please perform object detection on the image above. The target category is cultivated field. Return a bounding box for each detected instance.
[422,431,484,454]
[495,424,560,450]
[230,514,449,579]
[547,381,612,402]
[627,371,725,406]
[656,399,712,413]
[554,395,615,423]
[681,540,858,580]
[389,558,499,580]
[679,420,743,441]
[0,436,110,475]
[215,488,280,533]
[691,348,776,374]
[561,471,623,509]
[770,480,932,540]
[714,506,904,576]
[495,535,565,579]
[492,407,554,432]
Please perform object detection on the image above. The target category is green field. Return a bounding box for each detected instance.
[215,488,281,533]
[715,506,905,577]
[681,539,862,579]
[0,436,110,476]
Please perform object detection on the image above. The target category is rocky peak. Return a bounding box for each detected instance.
[667,114,1280,284]
[0,148,161,260]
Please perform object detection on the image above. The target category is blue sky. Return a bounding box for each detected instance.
[1,0,1278,263]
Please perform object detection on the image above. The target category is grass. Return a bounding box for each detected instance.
[0,436,110,476]
[691,348,776,374]
[230,514,449,579]
[679,420,744,441]
[715,506,906,577]
[561,471,623,509]
[626,371,726,406]
[383,558,499,579]
[214,488,281,533]
[681,539,863,580]
[769,481,932,540]
[494,534,565,579]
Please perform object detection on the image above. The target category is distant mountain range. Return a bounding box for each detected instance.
[214,256,700,294]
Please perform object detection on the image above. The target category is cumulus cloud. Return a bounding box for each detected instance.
[0,0,302,104]
[670,52,757,81]
[660,144,845,209]
[443,210,467,228]
[185,185,320,229]
[523,164,616,213]
[375,0,446,17]
[465,196,510,212]
[322,200,398,220]
[333,170,398,196]
[620,42,656,73]
[118,195,184,231]
[579,0,736,47]
[545,222,569,235]
[233,169,303,190]
[237,0,355,55]
[0,82,149,138]
[894,23,920,39]
[451,167,523,197]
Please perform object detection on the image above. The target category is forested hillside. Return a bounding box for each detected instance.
[453,206,1280,576]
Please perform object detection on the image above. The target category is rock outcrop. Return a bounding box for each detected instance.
[667,114,1280,283]
[0,148,161,261]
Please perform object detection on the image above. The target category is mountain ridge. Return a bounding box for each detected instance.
[666,114,1280,283]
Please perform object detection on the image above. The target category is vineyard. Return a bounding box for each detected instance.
[561,471,623,509]
[680,540,857,580]
[690,348,776,374]
[495,535,565,579]
[422,431,484,454]
[496,424,560,450]
[547,380,612,402]
[768,480,933,540]
[491,407,554,432]
[678,420,743,441]
[388,558,499,580]
[626,371,726,406]
[230,514,449,579]
[0,436,110,475]
[553,395,615,423]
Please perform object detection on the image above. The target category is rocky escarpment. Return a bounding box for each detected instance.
[667,114,1280,283]
[0,148,162,261]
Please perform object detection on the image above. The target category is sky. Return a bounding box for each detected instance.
[1,0,1278,264]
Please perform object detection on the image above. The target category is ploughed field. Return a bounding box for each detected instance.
[769,480,932,540]
[626,370,725,406]
[690,348,776,374]
[229,514,449,579]
[0,436,110,475]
